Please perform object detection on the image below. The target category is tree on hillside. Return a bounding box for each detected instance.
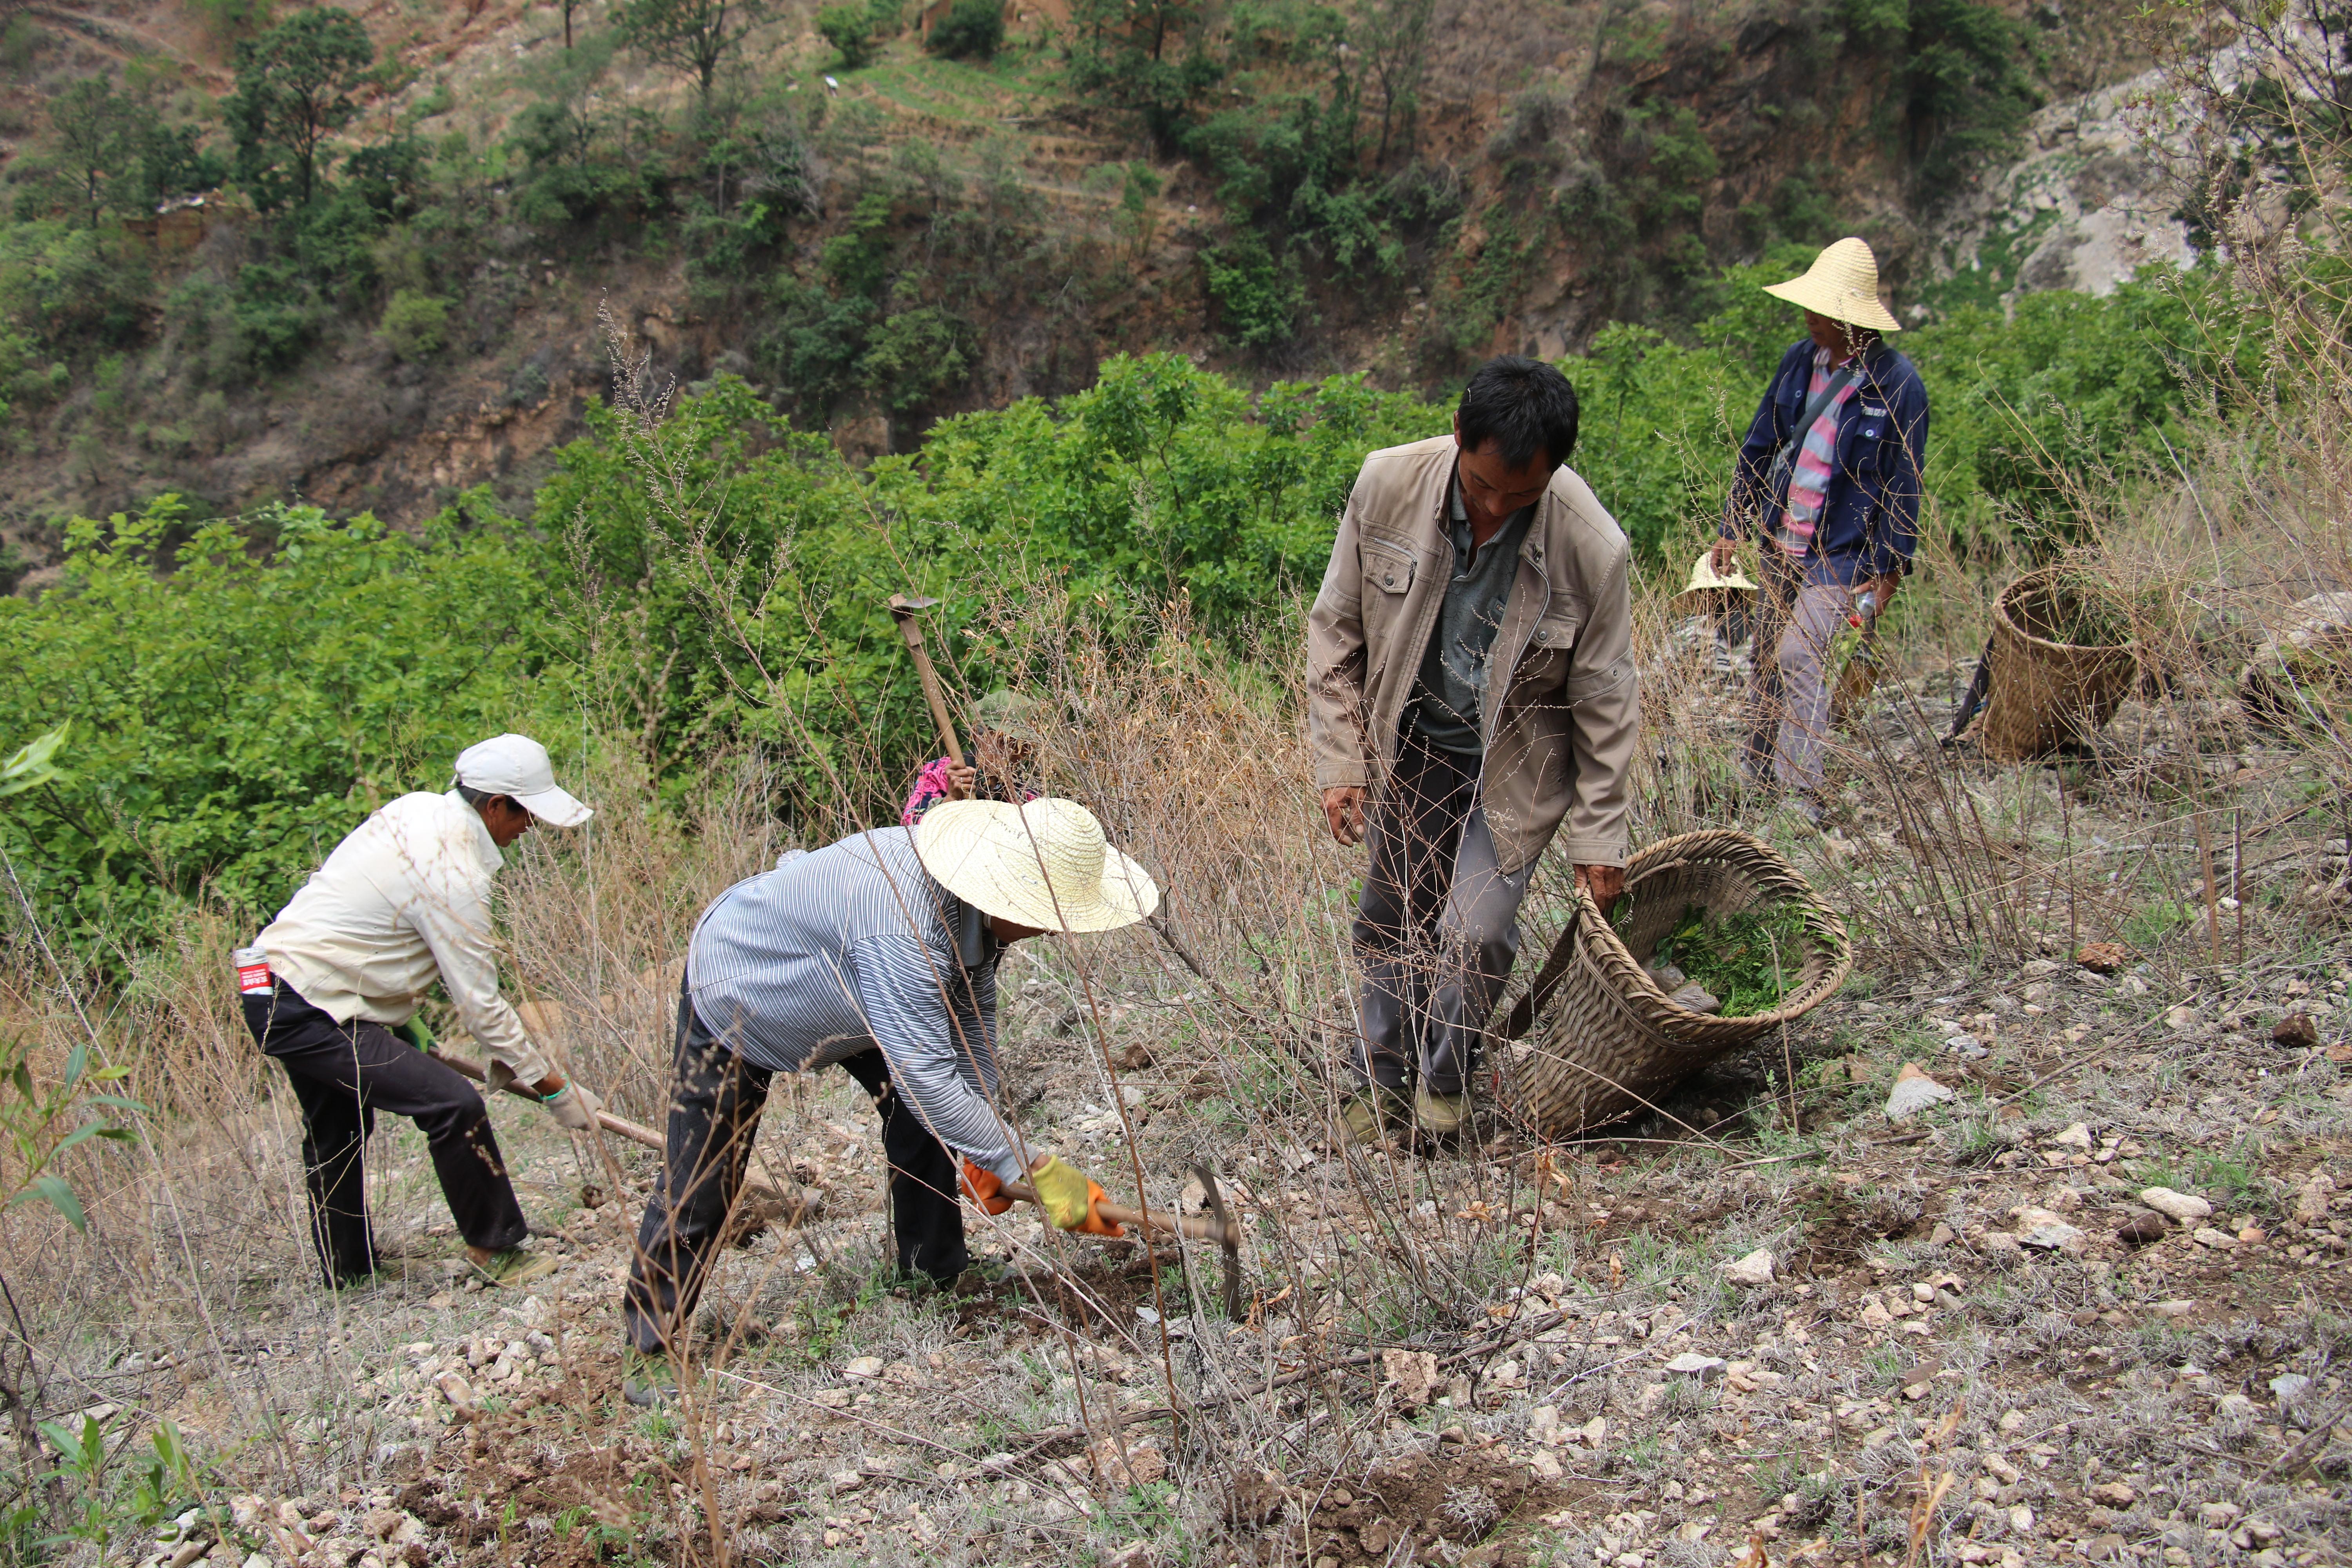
[48,78,129,229]
[10,78,223,227]
[223,7,375,210]
[1064,0,1219,145]
[552,0,586,49]
[616,0,770,103]
[1357,0,1432,164]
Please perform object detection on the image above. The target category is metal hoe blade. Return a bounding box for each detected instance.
[1192,1159,1242,1322]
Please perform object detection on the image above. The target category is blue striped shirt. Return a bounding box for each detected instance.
[685,828,1025,1180]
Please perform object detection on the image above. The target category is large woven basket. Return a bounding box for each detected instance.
[1980,567,2138,761]
[1504,829,1851,1138]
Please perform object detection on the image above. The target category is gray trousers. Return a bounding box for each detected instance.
[1351,733,1534,1097]
[1744,544,1857,798]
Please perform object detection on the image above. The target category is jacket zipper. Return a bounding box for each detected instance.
[1375,485,1455,769]
[1473,500,1555,807]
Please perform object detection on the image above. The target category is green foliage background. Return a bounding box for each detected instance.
[0,254,2253,954]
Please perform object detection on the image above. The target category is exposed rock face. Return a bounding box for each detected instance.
[1924,66,2199,309]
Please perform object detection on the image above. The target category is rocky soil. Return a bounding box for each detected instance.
[33,921,2342,1568]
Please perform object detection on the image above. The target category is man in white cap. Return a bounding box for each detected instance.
[1712,237,1928,825]
[241,734,600,1289]
[621,797,1156,1396]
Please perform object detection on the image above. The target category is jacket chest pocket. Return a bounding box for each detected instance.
[1510,603,1584,692]
[1363,538,1417,597]
[1842,405,1903,476]
[1530,606,1583,651]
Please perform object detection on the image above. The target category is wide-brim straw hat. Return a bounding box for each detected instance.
[1762,238,1902,334]
[1673,549,1758,609]
[916,797,1159,933]
[971,688,1042,741]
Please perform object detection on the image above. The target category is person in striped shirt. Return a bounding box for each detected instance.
[1714,238,1928,826]
[621,797,1158,1392]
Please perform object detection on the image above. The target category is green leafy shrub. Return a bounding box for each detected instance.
[817,4,879,68]
[858,304,973,409]
[377,287,452,359]
[0,495,568,951]
[0,221,151,354]
[1201,232,1303,350]
[230,259,322,370]
[926,0,1003,60]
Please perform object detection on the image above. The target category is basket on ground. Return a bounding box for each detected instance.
[1980,566,2138,760]
[1505,829,1851,1138]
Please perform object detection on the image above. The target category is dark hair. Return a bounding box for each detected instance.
[455,783,505,810]
[1457,356,1579,470]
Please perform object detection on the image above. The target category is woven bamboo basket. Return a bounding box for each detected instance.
[1980,567,2138,761]
[1504,829,1851,1138]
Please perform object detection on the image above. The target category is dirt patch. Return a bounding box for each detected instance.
[1286,1446,1594,1568]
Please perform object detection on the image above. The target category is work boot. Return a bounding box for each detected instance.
[468,1247,557,1289]
[1340,1087,1409,1146]
[622,1349,675,1409]
[1413,1087,1474,1139]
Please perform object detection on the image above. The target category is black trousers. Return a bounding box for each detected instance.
[622,982,971,1353]
[241,981,529,1286]
[1351,730,1536,1096]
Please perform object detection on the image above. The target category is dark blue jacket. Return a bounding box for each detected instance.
[1719,338,1928,583]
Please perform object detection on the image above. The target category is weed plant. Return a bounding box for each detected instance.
[1625,901,1812,1016]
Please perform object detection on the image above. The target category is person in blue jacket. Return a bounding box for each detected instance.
[1712,237,1927,825]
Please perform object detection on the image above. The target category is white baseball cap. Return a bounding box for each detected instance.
[454,735,593,828]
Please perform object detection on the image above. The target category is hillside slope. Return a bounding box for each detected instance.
[0,0,2158,575]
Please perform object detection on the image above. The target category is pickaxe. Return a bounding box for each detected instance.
[886,593,964,764]
[1001,1160,1243,1319]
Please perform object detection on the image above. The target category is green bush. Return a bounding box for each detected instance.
[817,4,879,68]
[0,495,567,951]
[377,287,452,359]
[925,0,1003,60]
[858,304,973,409]
[0,221,151,355]
[1201,232,1303,350]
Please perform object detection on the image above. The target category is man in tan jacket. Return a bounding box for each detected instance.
[1307,357,1639,1142]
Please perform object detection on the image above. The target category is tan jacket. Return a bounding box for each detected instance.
[1306,434,1640,874]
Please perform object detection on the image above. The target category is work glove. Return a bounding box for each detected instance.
[543,1082,601,1132]
[960,1158,1014,1215]
[1029,1156,1123,1238]
[391,1017,436,1053]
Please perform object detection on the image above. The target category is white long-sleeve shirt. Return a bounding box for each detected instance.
[257,791,552,1085]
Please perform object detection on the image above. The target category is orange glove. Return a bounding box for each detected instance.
[1078,1179,1125,1239]
[960,1158,1013,1215]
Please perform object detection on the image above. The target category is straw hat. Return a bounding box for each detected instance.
[971,688,1042,741]
[1673,549,1758,609]
[1762,238,1902,334]
[916,797,1159,933]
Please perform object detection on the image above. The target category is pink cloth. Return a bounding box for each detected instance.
[1775,347,1860,556]
[901,756,959,827]
[901,756,1040,826]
